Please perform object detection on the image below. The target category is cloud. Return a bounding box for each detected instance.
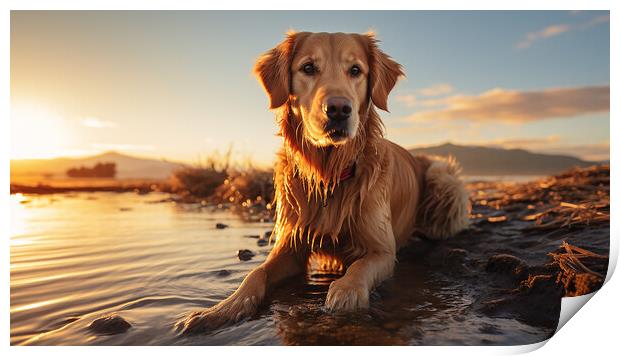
[516,14,610,49]
[583,14,611,27]
[479,136,562,148]
[418,83,454,97]
[81,117,118,128]
[516,24,571,49]
[91,143,155,152]
[406,85,609,123]
[395,83,454,108]
[395,94,417,107]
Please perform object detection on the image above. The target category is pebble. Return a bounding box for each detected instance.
[216,223,229,229]
[88,315,131,335]
[216,269,231,277]
[257,238,269,247]
[445,248,468,264]
[237,249,255,261]
[485,254,528,277]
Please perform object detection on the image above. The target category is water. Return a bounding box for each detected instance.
[10,192,551,345]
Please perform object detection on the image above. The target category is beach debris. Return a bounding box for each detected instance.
[88,314,132,335]
[216,223,229,229]
[487,215,507,223]
[549,241,607,296]
[468,165,609,235]
[237,249,255,261]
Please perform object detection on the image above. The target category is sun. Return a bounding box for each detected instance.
[10,102,77,159]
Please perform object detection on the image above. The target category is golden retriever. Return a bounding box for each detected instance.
[178,31,469,334]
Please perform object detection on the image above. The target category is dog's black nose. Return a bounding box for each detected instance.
[324,97,352,122]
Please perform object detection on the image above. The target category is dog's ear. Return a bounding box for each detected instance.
[365,33,405,111]
[254,32,306,109]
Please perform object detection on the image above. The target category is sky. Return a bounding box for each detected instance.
[10,11,610,164]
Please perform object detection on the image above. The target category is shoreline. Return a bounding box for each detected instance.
[10,164,610,345]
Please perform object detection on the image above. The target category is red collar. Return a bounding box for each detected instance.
[340,162,356,182]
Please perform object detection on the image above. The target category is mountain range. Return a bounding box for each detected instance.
[11,151,186,180]
[408,143,598,176]
[10,143,601,180]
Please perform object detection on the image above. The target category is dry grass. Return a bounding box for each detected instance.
[169,146,233,198]
[212,169,275,222]
[170,167,228,198]
[167,147,276,221]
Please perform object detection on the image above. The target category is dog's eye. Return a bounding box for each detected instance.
[349,65,362,77]
[301,63,317,76]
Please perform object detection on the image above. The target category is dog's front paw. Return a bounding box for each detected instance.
[325,278,369,312]
[177,295,259,335]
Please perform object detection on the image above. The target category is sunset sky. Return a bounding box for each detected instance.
[10,11,610,164]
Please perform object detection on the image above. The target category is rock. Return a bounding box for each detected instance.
[442,248,472,275]
[244,234,260,239]
[216,223,229,229]
[263,230,273,240]
[445,248,468,264]
[478,323,502,335]
[485,254,529,278]
[480,274,563,328]
[88,314,131,335]
[216,269,231,277]
[237,249,255,261]
[521,274,558,295]
[257,238,269,247]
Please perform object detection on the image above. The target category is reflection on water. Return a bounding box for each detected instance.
[11,192,551,345]
[11,192,274,345]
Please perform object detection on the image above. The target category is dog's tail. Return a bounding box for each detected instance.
[416,155,470,240]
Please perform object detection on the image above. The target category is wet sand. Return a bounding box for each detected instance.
[10,166,609,345]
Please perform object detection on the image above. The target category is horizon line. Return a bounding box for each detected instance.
[9,141,609,164]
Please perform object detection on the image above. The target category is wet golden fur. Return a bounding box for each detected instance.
[178,32,470,334]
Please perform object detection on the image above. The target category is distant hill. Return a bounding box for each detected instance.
[409,143,598,176]
[11,144,601,180]
[11,151,187,180]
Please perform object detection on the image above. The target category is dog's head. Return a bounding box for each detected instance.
[255,31,404,148]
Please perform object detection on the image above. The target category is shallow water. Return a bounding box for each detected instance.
[10,192,551,345]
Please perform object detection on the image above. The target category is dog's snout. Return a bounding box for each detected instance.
[323,97,352,122]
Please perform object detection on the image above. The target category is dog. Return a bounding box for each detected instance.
[178,31,469,334]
